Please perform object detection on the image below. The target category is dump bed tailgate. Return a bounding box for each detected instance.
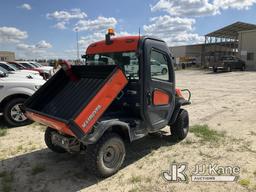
[24,65,128,139]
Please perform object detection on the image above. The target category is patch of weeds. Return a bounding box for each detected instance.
[128,187,139,192]
[129,175,142,184]
[181,138,195,145]
[0,128,7,137]
[190,124,225,142]
[31,164,46,175]
[16,145,23,153]
[0,171,14,192]
[238,178,250,187]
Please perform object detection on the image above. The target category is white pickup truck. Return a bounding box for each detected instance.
[0,71,45,126]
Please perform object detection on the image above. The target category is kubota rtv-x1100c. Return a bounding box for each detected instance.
[24,30,191,177]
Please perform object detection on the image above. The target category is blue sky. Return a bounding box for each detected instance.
[0,0,256,59]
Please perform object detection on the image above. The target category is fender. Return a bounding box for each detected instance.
[81,119,131,145]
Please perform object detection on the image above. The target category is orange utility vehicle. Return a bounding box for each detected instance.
[24,29,191,177]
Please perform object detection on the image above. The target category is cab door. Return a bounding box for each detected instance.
[141,38,175,132]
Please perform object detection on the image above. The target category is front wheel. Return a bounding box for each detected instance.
[3,97,32,127]
[85,133,126,178]
[171,109,189,140]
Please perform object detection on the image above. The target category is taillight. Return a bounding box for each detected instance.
[175,88,184,98]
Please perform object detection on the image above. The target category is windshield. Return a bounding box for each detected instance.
[86,51,139,79]
[9,63,24,70]
[20,63,34,68]
[30,62,41,67]
[0,66,10,74]
[0,63,15,71]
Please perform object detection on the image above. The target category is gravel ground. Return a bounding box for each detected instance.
[0,69,255,192]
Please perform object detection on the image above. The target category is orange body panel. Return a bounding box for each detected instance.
[25,68,127,137]
[153,89,170,106]
[74,68,128,134]
[25,112,75,136]
[86,36,139,55]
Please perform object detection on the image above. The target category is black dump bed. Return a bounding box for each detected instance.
[25,65,118,122]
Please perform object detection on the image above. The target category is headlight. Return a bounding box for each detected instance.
[35,85,41,90]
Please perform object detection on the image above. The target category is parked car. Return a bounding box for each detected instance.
[0,69,45,126]
[0,62,43,79]
[124,59,168,76]
[211,56,246,72]
[16,61,53,79]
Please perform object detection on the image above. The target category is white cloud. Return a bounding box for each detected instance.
[213,0,256,10]
[53,21,67,30]
[78,32,105,49]
[16,40,52,59]
[19,3,32,10]
[151,0,219,17]
[75,16,117,32]
[0,27,28,43]
[46,9,87,21]
[36,40,52,49]
[17,40,52,51]
[143,15,204,45]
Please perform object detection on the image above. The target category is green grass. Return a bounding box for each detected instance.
[129,175,142,184]
[31,164,46,175]
[0,171,14,192]
[0,128,7,137]
[190,124,225,142]
[238,178,250,187]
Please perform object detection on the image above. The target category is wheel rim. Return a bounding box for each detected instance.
[10,103,27,122]
[102,142,124,169]
[162,69,167,75]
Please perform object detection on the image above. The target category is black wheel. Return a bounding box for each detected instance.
[171,109,189,140]
[227,66,232,72]
[45,127,66,153]
[161,68,167,75]
[85,132,126,178]
[213,67,217,73]
[3,97,32,127]
[241,65,245,71]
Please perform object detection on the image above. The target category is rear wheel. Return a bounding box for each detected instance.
[45,127,66,153]
[85,132,126,178]
[213,67,217,73]
[3,97,32,127]
[171,109,189,140]
[161,68,167,75]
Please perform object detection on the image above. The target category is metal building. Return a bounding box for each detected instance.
[170,21,256,70]
[0,51,15,61]
[238,29,256,70]
[203,22,256,68]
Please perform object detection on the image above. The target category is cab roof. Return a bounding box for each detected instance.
[86,36,140,55]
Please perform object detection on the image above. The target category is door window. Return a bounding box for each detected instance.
[150,49,169,81]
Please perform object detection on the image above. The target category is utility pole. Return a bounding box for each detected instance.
[75,28,80,63]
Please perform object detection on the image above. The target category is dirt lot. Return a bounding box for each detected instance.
[0,69,256,192]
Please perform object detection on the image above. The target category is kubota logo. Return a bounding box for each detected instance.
[82,105,102,128]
